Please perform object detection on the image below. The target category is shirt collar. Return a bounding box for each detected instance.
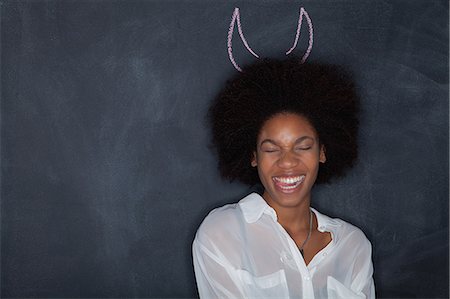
[310,207,342,242]
[238,193,342,238]
[238,193,277,223]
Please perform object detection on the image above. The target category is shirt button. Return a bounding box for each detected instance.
[280,252,292,263]
[322,252,327,257]
[304,276,311,281]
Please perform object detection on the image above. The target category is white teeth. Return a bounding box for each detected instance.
[273,175,305,184]
[282,184,297,189]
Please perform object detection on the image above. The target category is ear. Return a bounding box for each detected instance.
[319,145,326,163]
[251,151,257,167]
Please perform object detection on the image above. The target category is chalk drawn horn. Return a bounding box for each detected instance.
[227,7,314,72]
[285,7,314,63]
[227,7,260,72]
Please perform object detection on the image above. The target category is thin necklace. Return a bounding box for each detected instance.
[298,210,313,257]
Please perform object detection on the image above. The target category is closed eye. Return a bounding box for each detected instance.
[263,149,279,153]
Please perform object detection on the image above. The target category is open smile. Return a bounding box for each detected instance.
[272,175,306,193]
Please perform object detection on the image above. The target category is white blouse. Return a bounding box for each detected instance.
[193,193,375,298]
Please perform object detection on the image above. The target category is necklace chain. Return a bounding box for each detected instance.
[298,210,313,256]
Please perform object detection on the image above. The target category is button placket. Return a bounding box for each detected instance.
[275,219,315,298]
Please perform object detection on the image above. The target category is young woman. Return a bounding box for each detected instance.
[193,58,375,298]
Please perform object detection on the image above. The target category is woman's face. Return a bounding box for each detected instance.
[252,113,326,209]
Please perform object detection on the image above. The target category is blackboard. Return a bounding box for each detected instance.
[1,0,448,298]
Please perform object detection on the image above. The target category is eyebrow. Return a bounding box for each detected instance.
[259,136,315,146]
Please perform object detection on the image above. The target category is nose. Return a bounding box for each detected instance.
[277,150,299,169]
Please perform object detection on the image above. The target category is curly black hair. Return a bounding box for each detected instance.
[208,57,360,186]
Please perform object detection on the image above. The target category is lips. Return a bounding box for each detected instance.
[272,175,306,192]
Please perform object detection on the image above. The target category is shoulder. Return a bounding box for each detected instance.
[339,220,372,251]
[194,201,244,245]
[195,192,267,243]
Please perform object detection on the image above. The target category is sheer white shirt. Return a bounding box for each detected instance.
[193,193,375,298]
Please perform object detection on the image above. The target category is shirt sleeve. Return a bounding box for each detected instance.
[192,237,246,298]
[349,235,375,298]
[327,232,375,299]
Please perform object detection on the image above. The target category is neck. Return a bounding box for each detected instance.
[263,192,312,232]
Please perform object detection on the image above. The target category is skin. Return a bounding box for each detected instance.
[251,112,332,265]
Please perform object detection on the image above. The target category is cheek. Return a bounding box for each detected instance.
[301,150,320,164]
[256,166,273,190]
[257,154,277,169]
[256,157,274,178]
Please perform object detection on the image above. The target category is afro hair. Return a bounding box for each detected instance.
[208,57,360,186]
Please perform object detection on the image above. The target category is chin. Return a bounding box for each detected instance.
[264,189,308,208]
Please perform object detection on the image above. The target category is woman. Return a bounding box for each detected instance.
[193,58,375,298]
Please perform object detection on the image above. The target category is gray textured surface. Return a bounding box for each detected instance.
[1,1,448,297]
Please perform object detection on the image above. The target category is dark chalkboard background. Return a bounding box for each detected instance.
[1,0,448,298]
